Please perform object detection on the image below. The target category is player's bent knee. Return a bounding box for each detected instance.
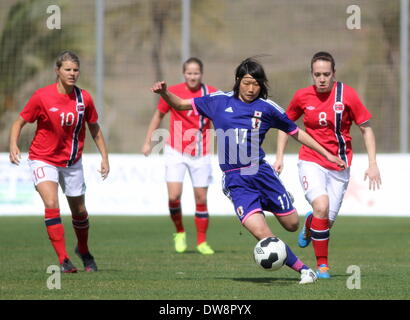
[290,223,299,232]
[283,222,299,232]
[312,203,329,219]
[314,209,329,219]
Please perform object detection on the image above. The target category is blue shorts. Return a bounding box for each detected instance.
[222,162,295,224]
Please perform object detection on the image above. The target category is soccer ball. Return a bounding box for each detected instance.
[254,237,287,271]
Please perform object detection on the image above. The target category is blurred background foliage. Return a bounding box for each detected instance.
[0,0,406,154]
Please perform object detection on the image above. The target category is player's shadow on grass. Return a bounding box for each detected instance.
[226,277,297,286]
[229,274,352,285]
[170,250,243,254]
[174,250,199,254]
[212,250,243,254]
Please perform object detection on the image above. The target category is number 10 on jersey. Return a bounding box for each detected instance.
[60,112,75,126]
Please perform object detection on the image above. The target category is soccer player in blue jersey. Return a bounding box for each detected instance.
[151,57,346,284]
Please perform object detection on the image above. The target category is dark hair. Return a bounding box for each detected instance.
[183,57,203,73]
[233,57,268,100]
[311,51,335,72]
[56,50,80,69]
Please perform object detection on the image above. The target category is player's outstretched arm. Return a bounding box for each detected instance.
[88,122,110,180]
[290,129,346,169]
[273,130,289,174]
[9,116,27,165]
[359,122,381,190]
[151,81,192,111]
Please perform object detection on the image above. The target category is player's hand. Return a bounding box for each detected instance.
[364,164,381,190]
[326,154,347,169]
[9,145,21,165]
[142,142,152,156]
[99,158,110,180]
[151,81,167,95]
[272,159,284,175]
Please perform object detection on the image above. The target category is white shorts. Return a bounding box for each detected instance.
[28,159,86,197]
[297,160,350,221]
[164,145,212,188]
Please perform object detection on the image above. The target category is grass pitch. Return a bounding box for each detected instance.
[0,215,409,300]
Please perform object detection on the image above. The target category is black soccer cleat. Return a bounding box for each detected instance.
[60,258,78,273]
[75,246,98,272]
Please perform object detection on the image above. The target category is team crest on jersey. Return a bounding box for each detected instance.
[76,103,85,113]
[236,206,244,217]
[252,118,262,129]
[251,111,262,129]
[333,102,345,113]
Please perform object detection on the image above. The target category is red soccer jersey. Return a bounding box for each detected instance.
[286,82,372,170]
[20,83,98,167]
[157,82,217,156]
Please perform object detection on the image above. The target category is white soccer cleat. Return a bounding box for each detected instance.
[299,268,318,284]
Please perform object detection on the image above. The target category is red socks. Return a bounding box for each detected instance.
[45,208,92,262]
[310,216,330,267]
[45,208,68,264]
[169,200,184,233]
[169,200,210,245]
[72,211,90,255]
[195,203,209,245]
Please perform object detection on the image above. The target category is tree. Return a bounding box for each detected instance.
[0,0,73,119]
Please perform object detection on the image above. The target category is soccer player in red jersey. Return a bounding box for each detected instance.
[274,52,382,278]
[9,51,109,273]
[142,57,217,255]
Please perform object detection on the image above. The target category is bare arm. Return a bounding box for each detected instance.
[142,109,166,156]
[290,129,346,169]
[151,81,192,111]
[88,122,110,180]
[9,116,27,165]
[273,130,289,174]
[359,121,381,190]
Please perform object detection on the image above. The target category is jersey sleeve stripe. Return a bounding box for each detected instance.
[262,98,285,113]
[210,90,233,97]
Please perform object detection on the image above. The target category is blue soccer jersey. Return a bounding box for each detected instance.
[192,91,298,223]
[192,91,299,172]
